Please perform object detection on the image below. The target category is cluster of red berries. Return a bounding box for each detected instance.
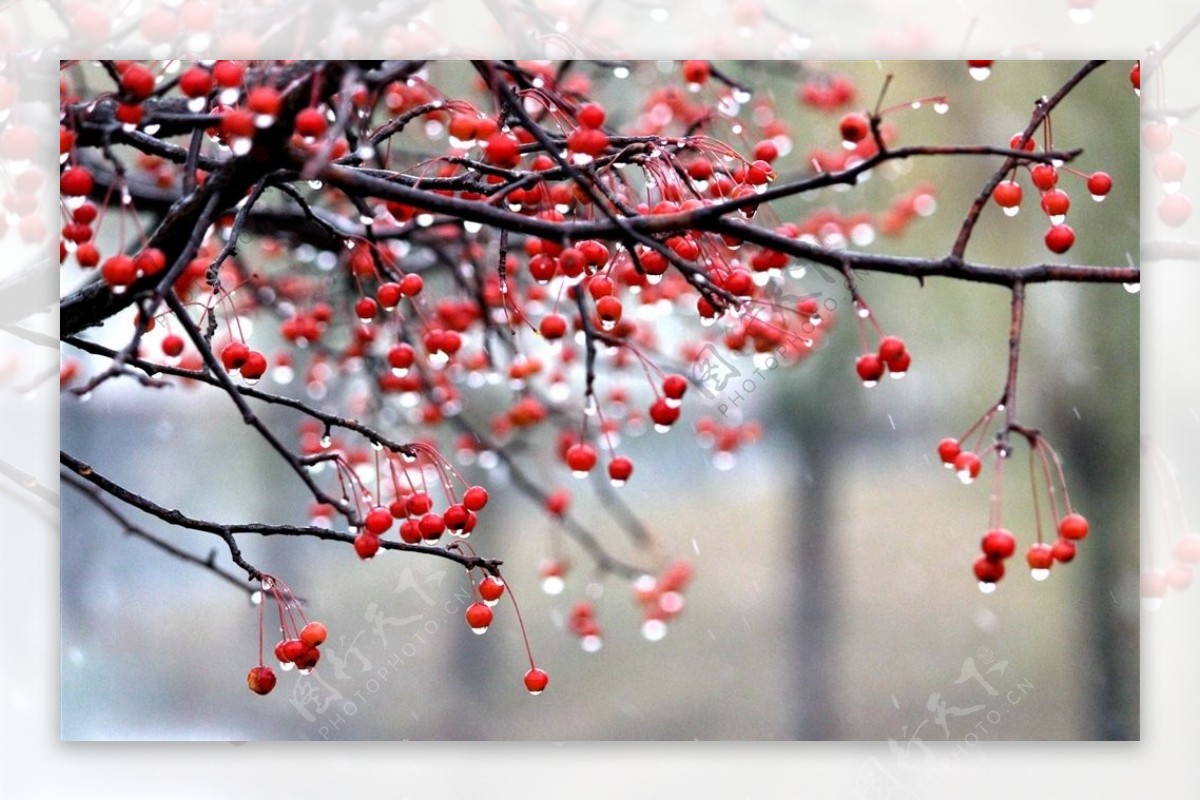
[937,437,983,484]
[219,339,269,384]
[248,575,327,696]
[855,334,911,386]
[567,600,603,652]
[991,133,1113,255]
[354,478,489,559]
[631,560,694,641]
[972,513,1090,592]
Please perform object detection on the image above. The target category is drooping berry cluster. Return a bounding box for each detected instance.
[248,574,327,696]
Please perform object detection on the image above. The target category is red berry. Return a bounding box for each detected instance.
[418,512,445,541]
[399,519,422,544]
[1130,62,1140,92]
[1058,513,1089,541]
[1030,164,1058,191]
[1009,133,1036,152]
[1044,223,1075,254]
[608,456,634,484]
[120,63,156,100]
[753,139,779,163]
[1051,538,1077,563]
[101,254,136,287]
[364,506,393,535]
[577,102,606,129]
[974,555,1005,584]
[954,451,982,482]
[523,667,549,694]
[1142,122,1173,153]
[400,273,424,297]
[681,60,710,85]
[135,247,167,277]
[981,528,1016,560]
[1166,562,1193,591]
[855,353,884,384]
[239,351,267,381]
[1026,542,1054,572]
[539,313,568,340]
[839,113,869,144]
[1040,189,1071,217]
[485,132,520,167]
[60,166,94,197]
[221,341,250,371]
[1086,171,1113,198]
[884,350,911,375]
[247,665,277,695]
[463,486,489,512]
[162,334,185,358]
[212,60,245,88]
[662,374,688,400]
[293,644,320,671]
[595,296,623,326]
[406,492,433,516]
[354,532,380,560]
[479,575,505,603]
[444,503,470,532]
[566,443,597,475]
[993,180,1022,208]
[465,602,493,632]
[649,397,681,429]
[937,437,961,466]
[355,297,378,321]
[247,86,280,117]
[294,107,327,138]
[377,282,403,309]
[179,65,213,98]
[300,621,328,647]
[877,335,906,363]
[221,108,255,139]
[387,343,416,371]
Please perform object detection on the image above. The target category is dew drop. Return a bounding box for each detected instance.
[712,450,737,471]
[1003,206,1020,217]
[1123,282,1140,294]
[613,66,630,79]
[319,434,332,448]
[231,137,252,156]
[470,624,488,635]
[788,264,807,279]
[1162,181,1182,194]
[862,379,878,389]
[969,66,992,81]
[978,581,997,594]
[1090,193,1108,203]
[910,100,923,110]
[464,220,482,233]
[280,661,295,671]
[1031,568,1050,582]
[416,213,434,227]
[641,618,668,641]
[187,96,207,112]
[933,101,950,115]
[261,576,276,591]
[1049,213,1065,225]
[889,370,907,380]
[733,89,752,104]
[250,590,263,606]
[957,470,975,484]
[254,113,275,129]
[541,575,565,595]
[298,667,314,676]
[581,634,603,653]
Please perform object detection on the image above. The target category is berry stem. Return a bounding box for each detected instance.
[496,567,539,672]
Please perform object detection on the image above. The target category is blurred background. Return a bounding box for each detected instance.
[59,60,1138,741]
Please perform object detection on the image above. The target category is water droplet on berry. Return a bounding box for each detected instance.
[862,379,878,388]
[713,450,736,470]
[978,581,997,594]
[307,180,324,190]
[889,370,907,380]
[1049,213,1066,226]
[470,623,489,635]
[969,66,992,81]
[1031,568,1050,581]
[581,634,603,653]
[1002,206,1020,218]
[641,618,668,641]
[541,575,565,595]
[957,469,976,485]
